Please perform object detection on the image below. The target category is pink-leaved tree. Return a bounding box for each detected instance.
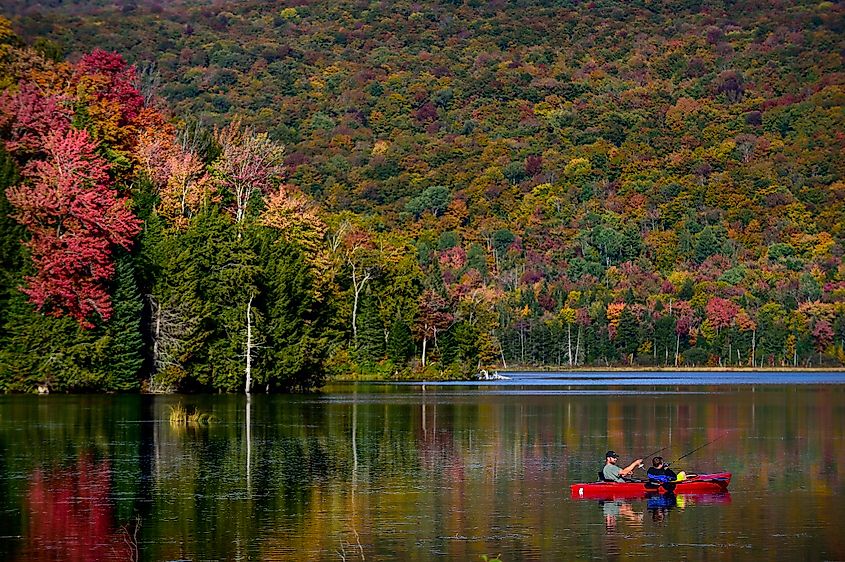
[6,128,141,327]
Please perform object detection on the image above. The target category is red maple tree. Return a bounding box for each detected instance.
[0,82,72,154]
[6,128,141,327]
[73,49,145,122]
[705,296,740,332]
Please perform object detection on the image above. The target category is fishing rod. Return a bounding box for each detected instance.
[637,446,668,470]
[666,433,729,467]
[643,446,668,459]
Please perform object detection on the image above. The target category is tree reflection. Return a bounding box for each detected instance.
[0,387,843,560]
[24,454,135,562]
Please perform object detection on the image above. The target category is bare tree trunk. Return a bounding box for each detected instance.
[675,333,680,367]
[350,263,371,344]
[575,326,582,366]
[152,297,161,388]
[520,327,525,364]
[245,295,253,395]
[752,330,756,368]
[567,323,572,367]
[148,295,191,392]
[421,336,427,367]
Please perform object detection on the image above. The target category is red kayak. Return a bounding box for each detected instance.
[569,472,731,499]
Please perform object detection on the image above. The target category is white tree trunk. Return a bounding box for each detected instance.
[152,297,161,387]
[675,333,680,367]
[567,323,572,366]
[751,330,756,367]
[575,326,582,366]
[350,263,371,344]
[421,336,427,367]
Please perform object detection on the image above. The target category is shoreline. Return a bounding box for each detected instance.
[494,366,845,373]
[330,366,845,382]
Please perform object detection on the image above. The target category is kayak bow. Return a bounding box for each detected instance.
[569,472,731,500]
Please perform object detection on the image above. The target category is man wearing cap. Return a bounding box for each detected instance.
[602,450,643,482]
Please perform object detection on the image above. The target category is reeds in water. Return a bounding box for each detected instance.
[169,403,215,425]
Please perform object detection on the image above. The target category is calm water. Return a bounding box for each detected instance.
[1,372,845,560]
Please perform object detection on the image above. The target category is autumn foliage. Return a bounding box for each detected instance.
[1,2,845,393]
[6,128,140,326]
[1,45,147,327]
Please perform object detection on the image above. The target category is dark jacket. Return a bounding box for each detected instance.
[646,466,676,484]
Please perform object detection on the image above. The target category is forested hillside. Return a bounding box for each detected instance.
[0,1,844,392]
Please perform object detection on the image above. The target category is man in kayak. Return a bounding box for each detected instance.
[646,456,677,491]
[602,451,643,482]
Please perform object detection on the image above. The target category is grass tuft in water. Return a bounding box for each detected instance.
[169,403,215,425]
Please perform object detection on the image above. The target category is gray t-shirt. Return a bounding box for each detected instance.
[603,463,624,482]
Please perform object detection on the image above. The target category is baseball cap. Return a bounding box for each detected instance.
[605,450,619,458]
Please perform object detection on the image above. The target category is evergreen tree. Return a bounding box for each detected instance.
[255,229,327,391]
[355,290,385,364]
[678,278,695,300]
[144,215,211,391]
[616,307,639,361]
[102,255,143,390]
[694,225,725,264]
[0,148,23,333]
[196,211,259,391]
[466,243,488,277]
[654,315,677,365]
[437,323,457,365]
[0,290,104,391]
[454,321,480,367]
[386,316,414,364]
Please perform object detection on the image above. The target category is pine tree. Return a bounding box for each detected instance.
[0,148,22,334]
[194,210,259,391]
[453,321,480,367]
[0,290,104,391]
[102,255,143,390]
[386,316,414,365]
[255,229,327,391]
[616,307,639,361]
[355,290,385,365]
[144,214,211,391]
[694,225,725,264]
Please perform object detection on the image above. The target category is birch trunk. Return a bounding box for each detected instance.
[675,333,680,367]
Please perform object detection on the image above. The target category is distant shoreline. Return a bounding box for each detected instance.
[330,365,845,382]
[495,366,845,373]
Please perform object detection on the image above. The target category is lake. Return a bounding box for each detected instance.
[1,372,844,560]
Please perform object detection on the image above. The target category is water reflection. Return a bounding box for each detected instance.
[0,384,843,560]
[646,491,677,519]
[24,455,137,561]
[601,499,643,530]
